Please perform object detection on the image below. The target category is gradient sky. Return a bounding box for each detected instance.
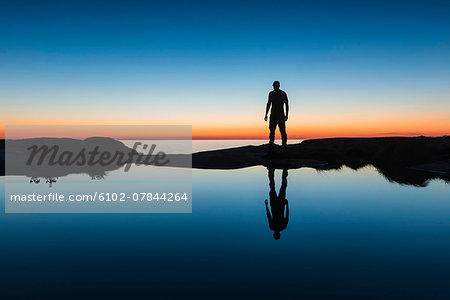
[1,0,449,139]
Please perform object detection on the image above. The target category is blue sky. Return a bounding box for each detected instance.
[1,0,449,138]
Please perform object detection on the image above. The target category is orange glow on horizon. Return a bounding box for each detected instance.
[1,99,448,140]
[1,121,448,140]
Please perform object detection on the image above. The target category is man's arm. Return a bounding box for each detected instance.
[264,93,271,121]
[265,200,272,221]
[284,92,289,121]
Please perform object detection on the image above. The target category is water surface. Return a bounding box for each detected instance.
[1,140,449,299]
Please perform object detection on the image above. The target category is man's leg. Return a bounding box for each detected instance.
[268,167,275,193]
[278,120,287,149]
[268,118,277,152]
[279,169,288,200]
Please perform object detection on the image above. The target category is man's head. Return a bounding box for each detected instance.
[273,231,281,240]
[272,81,280,90]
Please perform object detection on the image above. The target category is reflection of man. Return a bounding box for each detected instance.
[264,81,289,153]
[265,168,289,240]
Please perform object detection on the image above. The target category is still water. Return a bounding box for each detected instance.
[1,140,449,298]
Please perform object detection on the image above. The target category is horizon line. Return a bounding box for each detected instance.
[1,134,448,141]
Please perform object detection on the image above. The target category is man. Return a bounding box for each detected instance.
[264,81,289,152]
[265,168,289,240]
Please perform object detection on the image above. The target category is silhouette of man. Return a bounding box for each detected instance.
[264,81,289,152]
[265,168,289,240]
